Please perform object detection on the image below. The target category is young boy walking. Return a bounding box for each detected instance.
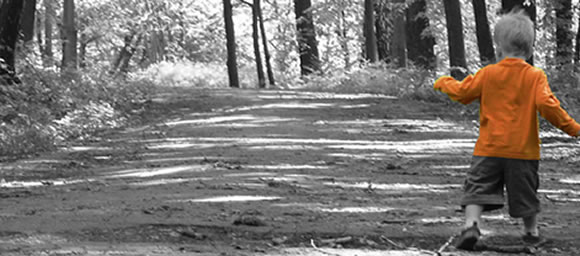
[434,10,580,251]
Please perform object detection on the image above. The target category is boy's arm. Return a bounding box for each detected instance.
[535,72,580,137]
[433,69,485,105]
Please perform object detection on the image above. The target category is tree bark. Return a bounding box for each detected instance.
[251,0,266,88]
[43,0,54,67]
[61,0,78,71]
[443,0,468,80]
[375,0,391,63]
[223,0,239,88]
[501,0,536,65]
[575,15,580,67]
[472,0,495,65]
[406,0,435,69]
[364,0,378,63]
[555,0,573,66]
[391,0,406,68]
[294,0,320,76]
[0,0,25,73]
[20,0,37,43]
[257,0,275,86]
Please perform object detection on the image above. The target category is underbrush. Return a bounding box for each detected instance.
[0,64,155,160]
[284,63,448,103]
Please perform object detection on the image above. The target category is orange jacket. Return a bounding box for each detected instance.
[434,58,580,160]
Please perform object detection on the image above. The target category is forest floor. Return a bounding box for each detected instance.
[1,87,580,256]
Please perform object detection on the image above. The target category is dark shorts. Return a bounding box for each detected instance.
[461,156,540,218]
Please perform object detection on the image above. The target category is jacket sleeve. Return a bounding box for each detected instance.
[535,71,580,137]
[433,69,485,105]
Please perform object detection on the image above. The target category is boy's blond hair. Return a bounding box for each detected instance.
[494,9,535,59]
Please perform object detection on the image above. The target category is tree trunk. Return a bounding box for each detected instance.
[555,0,573,66]
[443,0,468,80]
[20,0,37,43]
[391,0,406,68]
[375,0,391,63]
[251,0,266,88]
[118,35,142,75]
[363,0,378,63]
[43,0,54,67]
[575,15,580,67]
[406,0,435,69]
[257,0,275,86]
[338,10,351,68]
[61,0,77,71]
[223,0,239,88]
[0,0,25,74]
[501,0,536,65]
[472,0,495,65]
[111,34,134,75]
[294,0,320,76]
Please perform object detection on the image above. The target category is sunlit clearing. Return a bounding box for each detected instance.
[0,179,92,188]
[316,206,397,213]
[271,248,430,256]
[246,145,323,150]
[224,172,276,177]
[128,156,228,163]
[109,165,210,178]
[130,177,212,186]
[176,195,283,203]
[64,146,112,152]
[225,102,335,112]
[560,175,580,184]
[146,142,226,150]
[328,153,388,160]
[244,164,329,170]
[430,165,470,169]
[165,114,256,126]
[257,91,397,100]
[419,214,508,224]
[539,189,580,195]
[325,182,461,193]
[328,139,475,153]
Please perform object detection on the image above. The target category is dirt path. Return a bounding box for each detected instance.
[1,88,579,256]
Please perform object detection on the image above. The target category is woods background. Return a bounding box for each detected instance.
[1,0,579,159]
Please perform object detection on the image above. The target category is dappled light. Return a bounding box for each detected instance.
[243,164,329,170]
[324,182,461,193]
[0,178,92,188]
[256,91,397,100]
[108,165,210,178]
[175,195,283,203]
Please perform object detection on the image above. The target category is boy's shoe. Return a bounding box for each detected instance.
[522,233,548,246]
[455,223,481,251]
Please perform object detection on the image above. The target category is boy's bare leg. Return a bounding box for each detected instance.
[523,214,539,236]
[464,204,484,229]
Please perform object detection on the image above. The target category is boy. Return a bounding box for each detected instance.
[434,10,580,251]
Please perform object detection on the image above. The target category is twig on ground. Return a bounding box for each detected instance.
[380,235,405,249]
[310,239,341,256]
[435,234,456,256]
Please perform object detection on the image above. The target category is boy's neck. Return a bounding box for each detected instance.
[501,54,527,60]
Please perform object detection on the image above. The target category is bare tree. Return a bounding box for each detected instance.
[223,0,239,88]
[20,0,37,43]
[61,0,78,71]
[555,0,573,66]
[0,0,25,77]
[258,0,275,86]
[250,0,266,88]
[363,0,378,62]
[443,0,468,79]
[294,0,320,75]
[472,0,495,65]
[406,0,434,69]
[375,0,391,63]
[391,0,406,68]
[43,0,55,67]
